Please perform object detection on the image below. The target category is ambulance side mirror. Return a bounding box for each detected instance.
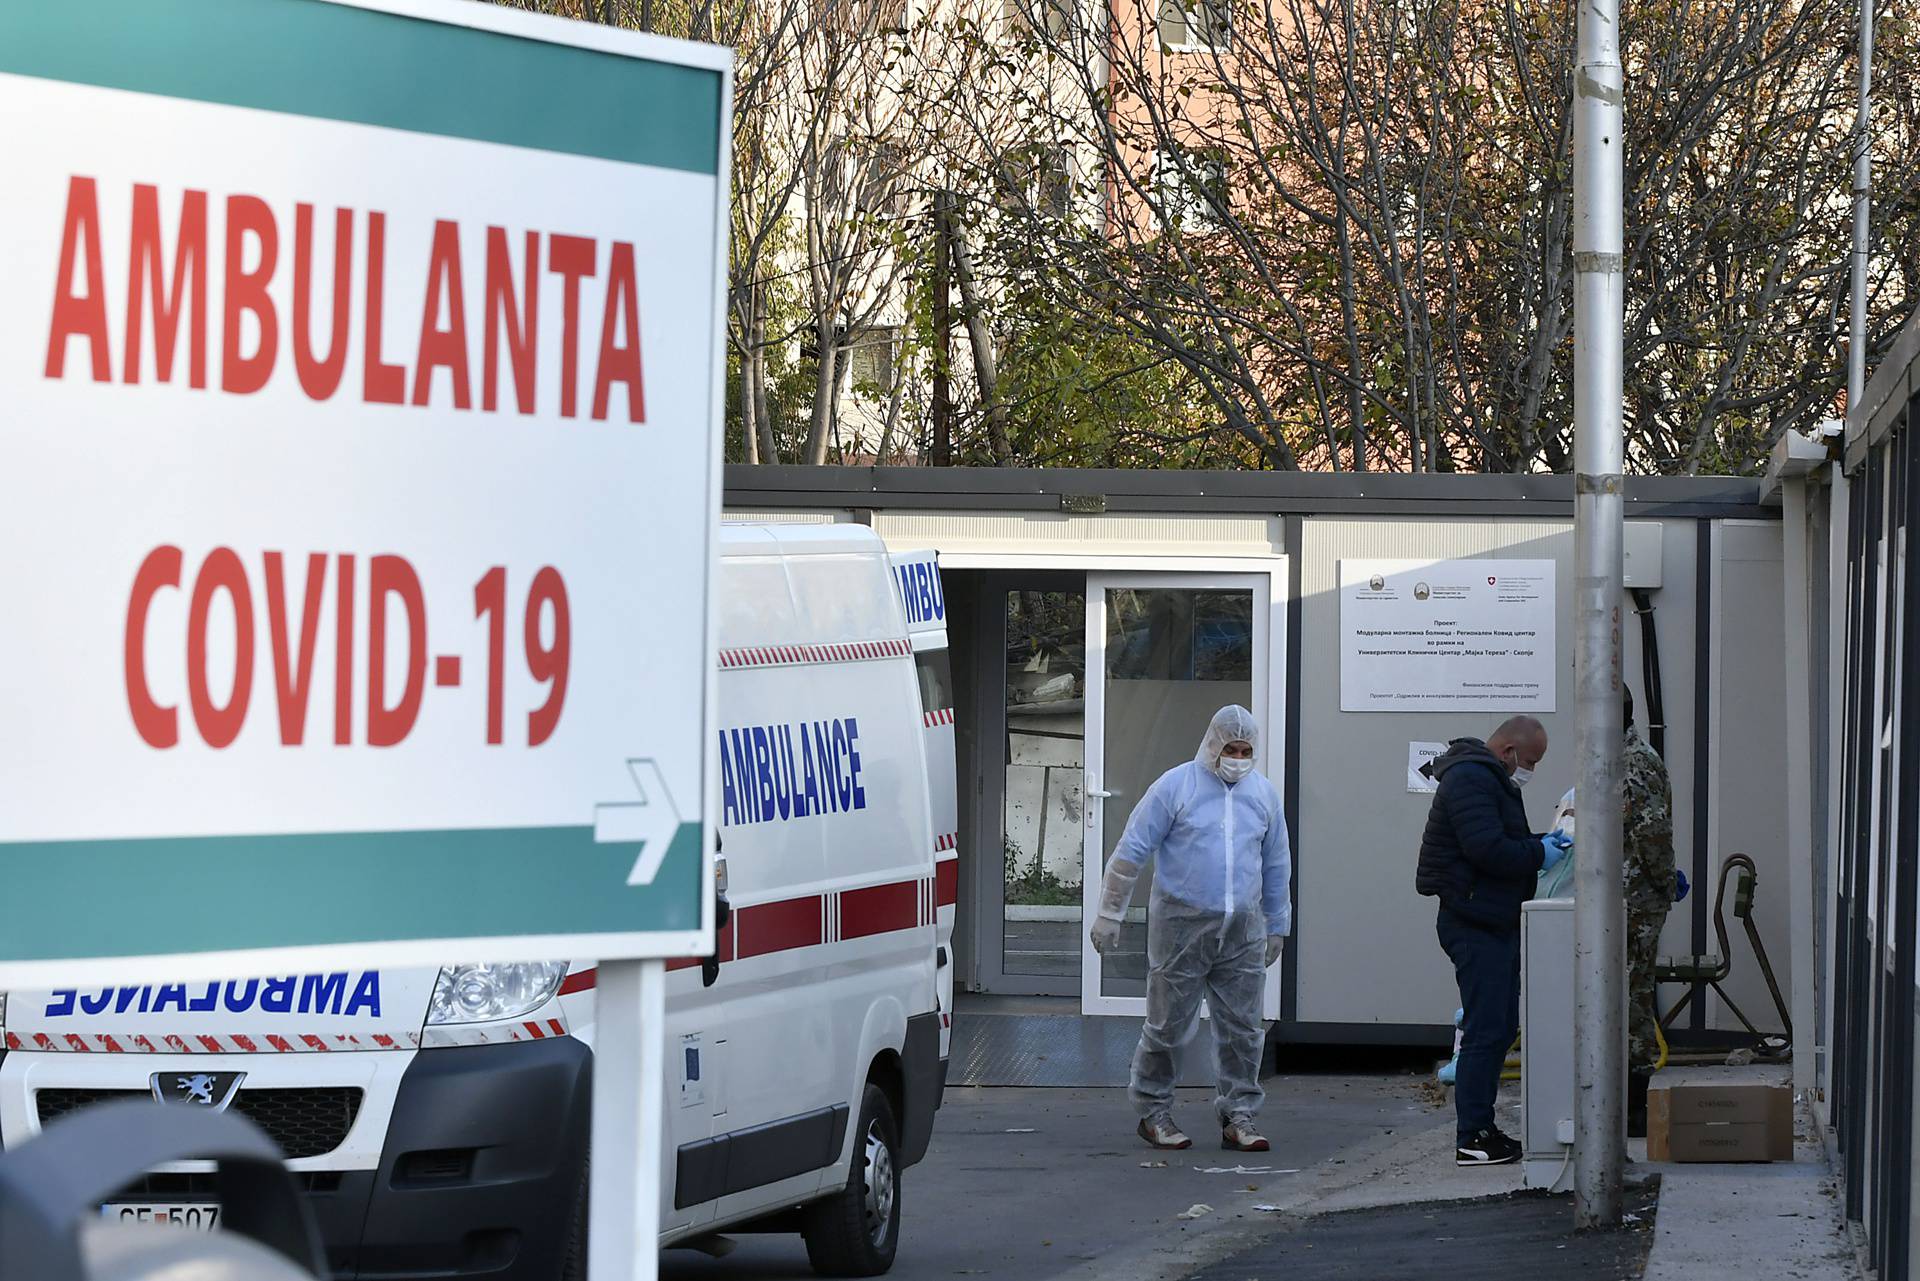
[702,855,732,989]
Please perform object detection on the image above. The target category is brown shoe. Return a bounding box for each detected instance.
[1138,1115,1193,1150]
[1221,1115,1270,1152]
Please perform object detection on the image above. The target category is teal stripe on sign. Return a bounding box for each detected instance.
[0,0,720,175]
[0,822,702,963]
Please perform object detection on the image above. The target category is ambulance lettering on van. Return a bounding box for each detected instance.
[893,558,947,628]
[718,717,868,824]
[0,524,955,1281]
[40,974,382,1019]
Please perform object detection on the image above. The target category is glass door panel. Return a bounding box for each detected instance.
[1002,588,1087,983]
[1082,573,1274,1017]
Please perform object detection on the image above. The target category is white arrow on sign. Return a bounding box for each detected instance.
[594,759,684,886]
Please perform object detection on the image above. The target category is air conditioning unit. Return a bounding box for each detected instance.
[1521,897,1576,1189]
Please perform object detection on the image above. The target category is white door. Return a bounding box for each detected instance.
[1080,569,1286,1020]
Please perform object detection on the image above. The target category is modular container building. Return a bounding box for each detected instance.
[725,467,1793,1071]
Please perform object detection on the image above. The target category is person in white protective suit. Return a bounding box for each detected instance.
[1089,705,1293,1152]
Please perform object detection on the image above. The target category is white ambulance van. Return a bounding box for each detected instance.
[0,523,952,1279]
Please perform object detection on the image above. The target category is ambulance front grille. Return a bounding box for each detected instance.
[36,1087,364,1159]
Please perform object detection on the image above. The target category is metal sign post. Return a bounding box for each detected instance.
[1846,0,1874,426]
[1571,0,1628,1228]
[591,959,670,1281]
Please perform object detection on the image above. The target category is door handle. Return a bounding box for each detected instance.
[1089,789,1114,799]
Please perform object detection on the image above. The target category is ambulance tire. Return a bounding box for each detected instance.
[802,1083,901,1276]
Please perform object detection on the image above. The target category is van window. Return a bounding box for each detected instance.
[914,650,954,715]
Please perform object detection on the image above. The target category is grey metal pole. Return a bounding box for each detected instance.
[1571,0,1627,1229]
[1847,0,1873,418]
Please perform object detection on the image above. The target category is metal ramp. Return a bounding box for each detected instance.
[951,994,1215,1087]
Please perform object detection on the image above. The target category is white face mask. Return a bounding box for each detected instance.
[1218,757,1254,784]
[1511,766,1534,788]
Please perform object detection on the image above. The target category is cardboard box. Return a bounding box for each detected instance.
[1647,1067,1793,1163]
[1653,1120,1791,1162]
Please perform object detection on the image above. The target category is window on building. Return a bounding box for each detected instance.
[845,326,900,396]
[1157,0,1228,49]
[856,142,910,218]
[821,0,909,34]
[1036,148,1075,220]
[1001,147,1076,220]
[1151,146,1229,233]
[1004,0,1074,39]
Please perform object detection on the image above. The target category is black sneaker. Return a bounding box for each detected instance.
[1455,1127,1521,1166]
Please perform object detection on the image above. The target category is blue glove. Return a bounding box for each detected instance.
[1540,832,1572,871]
[1675,869,1690,902]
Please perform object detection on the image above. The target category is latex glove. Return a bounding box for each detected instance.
[1540,832,1572,872]
[1264,935,1283,967]
[1090,916,1122,954]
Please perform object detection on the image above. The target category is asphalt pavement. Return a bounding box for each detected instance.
[662,1075,1444,1281]
[663,1072,1864,1281]
[1188,1186,1660,1280]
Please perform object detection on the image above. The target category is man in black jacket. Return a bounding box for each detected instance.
[1417,715,1571,1166]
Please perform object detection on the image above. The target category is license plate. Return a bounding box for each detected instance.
[100,1203,220,1230]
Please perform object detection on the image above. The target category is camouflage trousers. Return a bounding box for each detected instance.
[1627,902,1670,1073]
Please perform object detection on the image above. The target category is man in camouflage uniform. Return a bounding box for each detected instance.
[1622,685,1676,1137]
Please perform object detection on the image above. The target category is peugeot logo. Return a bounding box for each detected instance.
[152,1071,244,1110]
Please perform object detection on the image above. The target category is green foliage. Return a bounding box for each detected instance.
[1004,839,1082,906]
[994,306,1220,467]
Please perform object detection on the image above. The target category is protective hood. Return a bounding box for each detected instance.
[1195,704,1261,777]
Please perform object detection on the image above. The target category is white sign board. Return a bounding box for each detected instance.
[1408,741,1447,793]
[0,0,727,984]
[1341,560,1556,713]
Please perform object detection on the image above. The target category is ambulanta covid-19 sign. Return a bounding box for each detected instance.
[0,0,727,984]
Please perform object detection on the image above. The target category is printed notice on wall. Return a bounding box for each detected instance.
[1408,741,1448,792]
[1341,560,1556,712]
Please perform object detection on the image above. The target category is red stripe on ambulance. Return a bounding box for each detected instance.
[737,896,824,958]
[840,882,918,940]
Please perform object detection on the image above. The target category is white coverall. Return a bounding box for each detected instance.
[1094,706,1293,1123]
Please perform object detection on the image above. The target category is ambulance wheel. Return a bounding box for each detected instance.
[802,1083,900,1276]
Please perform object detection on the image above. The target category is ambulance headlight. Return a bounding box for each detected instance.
[427,963,568,1025]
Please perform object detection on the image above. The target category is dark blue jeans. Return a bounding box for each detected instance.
[1436,907,1520,1143]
